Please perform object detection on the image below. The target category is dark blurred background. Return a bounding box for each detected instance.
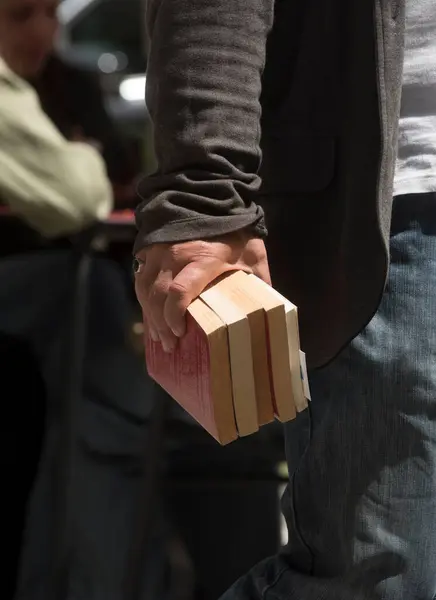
[57,0,152,172]
[0,1,288,599]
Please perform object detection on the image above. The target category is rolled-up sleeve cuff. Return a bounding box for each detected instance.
[133,207,267,255]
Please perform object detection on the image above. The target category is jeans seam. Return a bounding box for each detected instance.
[264,406,315,600]
[290,402,316,575]
[291,471,315,573]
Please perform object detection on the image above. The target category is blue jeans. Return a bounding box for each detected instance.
[221,192,436,600]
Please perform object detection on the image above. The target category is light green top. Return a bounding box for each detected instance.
[0,57,113,238]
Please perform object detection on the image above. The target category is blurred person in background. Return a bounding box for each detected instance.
[1,2,285,600]
[0,1,165,598]
[0,50,112,237]
[35,55,141,209]
[0,0,140,208]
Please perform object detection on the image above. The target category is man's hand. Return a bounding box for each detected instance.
[134,231,271,352]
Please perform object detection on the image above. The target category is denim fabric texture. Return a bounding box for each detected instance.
[221,193,436,600]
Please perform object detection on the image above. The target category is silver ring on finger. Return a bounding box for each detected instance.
[132,257,145,275]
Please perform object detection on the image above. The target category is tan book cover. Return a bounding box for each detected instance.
[200,284,259,437]
[245,274,308,415]
[206,271,275,426]
[145,271,309,444]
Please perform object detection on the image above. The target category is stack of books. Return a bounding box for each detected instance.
[145,271,311,445]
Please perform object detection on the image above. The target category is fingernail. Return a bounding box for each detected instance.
[162,339,176,353]
[149,329,159,342]
[171,324,185,338]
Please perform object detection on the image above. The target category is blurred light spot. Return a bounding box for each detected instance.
[98,52,119,73]
[133,322,144,336]
[119,75,146,102]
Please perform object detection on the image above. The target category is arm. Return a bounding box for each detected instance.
[134,0,273,251]
[0,71,113,238]
[134,0,273,350]
[67,66,140,190]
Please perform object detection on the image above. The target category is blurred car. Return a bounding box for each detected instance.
[57,0,151,150]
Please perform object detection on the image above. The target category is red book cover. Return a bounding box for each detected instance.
[145,301,237,445]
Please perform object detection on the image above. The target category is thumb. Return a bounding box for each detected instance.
[164,259,227,337]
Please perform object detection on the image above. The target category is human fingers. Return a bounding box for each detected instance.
[164,258,232,338]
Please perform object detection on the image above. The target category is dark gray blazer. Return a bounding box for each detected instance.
[135,0,405,368]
